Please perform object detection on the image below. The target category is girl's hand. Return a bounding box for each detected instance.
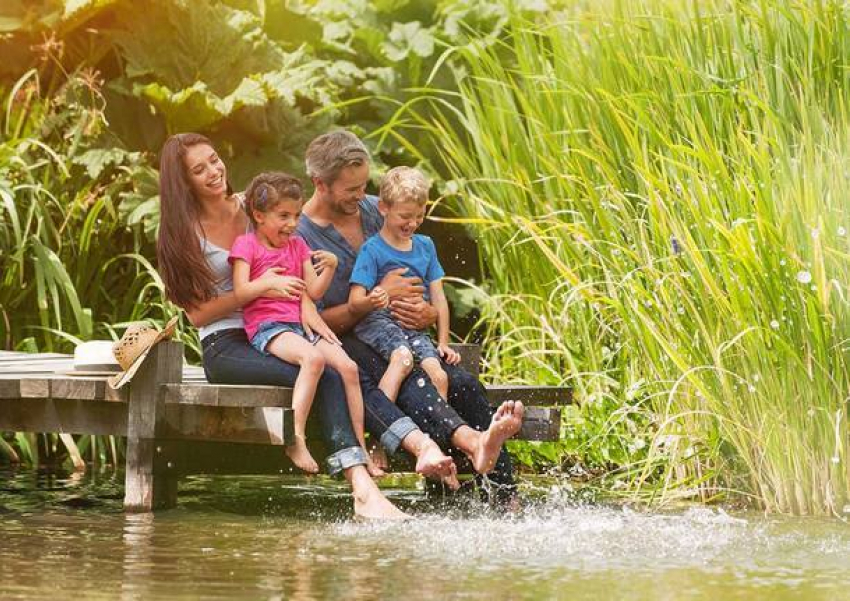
[368,286,390,309]
[311,250,338,274]
[303,313,341,345]
[438,343,461,365]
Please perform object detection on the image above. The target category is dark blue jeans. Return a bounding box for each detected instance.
[201,328,368,475]
[342,335,515,496]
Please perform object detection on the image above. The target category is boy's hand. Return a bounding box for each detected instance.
[438,343,461,365]
[311,250,338,274]
[368,286,390,309]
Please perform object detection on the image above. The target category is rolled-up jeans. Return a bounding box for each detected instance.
[342,335,516,497]
[201,328,368,475]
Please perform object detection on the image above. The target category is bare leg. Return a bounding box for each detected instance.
[344,464,409,520]
[377,346,414,403]
[316,340,384,477]
[450,401,525,474]
[420,357,449,400]
[402,430,459,490]
[266,333,323,474]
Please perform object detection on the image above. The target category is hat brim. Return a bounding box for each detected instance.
[57,369,122,377]
[108,316,180,389]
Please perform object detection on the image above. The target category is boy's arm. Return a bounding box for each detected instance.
[429,279,461,365]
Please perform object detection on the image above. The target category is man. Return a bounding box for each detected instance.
[296,130,524,501]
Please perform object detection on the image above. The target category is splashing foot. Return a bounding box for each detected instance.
[471,401,524,474]
[415,441,460,490]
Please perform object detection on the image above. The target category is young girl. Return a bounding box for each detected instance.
[230,172,381,476]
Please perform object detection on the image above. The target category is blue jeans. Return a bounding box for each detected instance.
[201,328,368,475]
[342,335,516,497]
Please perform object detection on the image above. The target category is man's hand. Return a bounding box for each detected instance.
[379,267,425,301]
[391,296,438,330]
[438,343,461,365]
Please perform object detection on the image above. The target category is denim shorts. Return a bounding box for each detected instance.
[250,321,319,355]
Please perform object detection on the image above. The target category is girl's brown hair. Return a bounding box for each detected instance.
[156,132,232,308]
[244,172,304,226]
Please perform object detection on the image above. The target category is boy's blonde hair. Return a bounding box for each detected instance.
[379,166,430,207]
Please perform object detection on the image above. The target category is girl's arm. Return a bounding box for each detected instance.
[429,279,460,365]
[303,250,337,300]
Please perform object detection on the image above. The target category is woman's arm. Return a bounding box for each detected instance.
[429,279,460,364]
[186,264,304,328]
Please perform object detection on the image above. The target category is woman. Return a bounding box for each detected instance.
[156,132,407,519]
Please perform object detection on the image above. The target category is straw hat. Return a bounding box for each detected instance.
[108,316,179,389]
[61,341,122,376]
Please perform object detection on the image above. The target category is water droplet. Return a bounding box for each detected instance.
[839,226,847,237]
[417,378,425,388]
[412,339,421,346]
[780,259,786,266]
[832,456,841,464]
[811,228,820,239]
[796,271,812,284]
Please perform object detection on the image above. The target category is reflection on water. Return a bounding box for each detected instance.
[2,470,850,600]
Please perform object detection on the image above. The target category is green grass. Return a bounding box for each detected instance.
[386,0,850,514]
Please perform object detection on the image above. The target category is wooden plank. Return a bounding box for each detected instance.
[0,398,127,435]
[0,379,20,398]
[485,385,572,407]
[516,407,561,441]
[161,405,291,446]
[161,383,292,408]
[451,343,480,377]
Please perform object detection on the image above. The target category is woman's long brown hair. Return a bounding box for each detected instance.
[157,133,223,309]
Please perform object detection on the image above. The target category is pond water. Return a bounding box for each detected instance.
[2,470,849,600]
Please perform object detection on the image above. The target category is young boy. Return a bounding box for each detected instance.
[349,166,460,403]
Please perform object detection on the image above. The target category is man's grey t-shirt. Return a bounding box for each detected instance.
[296,195,383,310]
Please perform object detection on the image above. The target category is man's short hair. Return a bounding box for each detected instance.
[380,166,430,207]
[305,130,370,185]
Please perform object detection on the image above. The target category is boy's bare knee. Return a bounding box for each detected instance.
[390,347,414,376]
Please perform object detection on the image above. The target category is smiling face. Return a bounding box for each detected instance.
[183,144,227,200]
[254,197,303,248]
[379,199,426,241]
[317,163,370,217]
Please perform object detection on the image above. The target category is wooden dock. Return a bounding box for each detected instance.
[0,343,571,511]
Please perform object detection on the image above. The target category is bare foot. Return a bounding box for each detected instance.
[366,456,386,478]
[353,489,410,521]
[368,440,390,471]
[285,437,319,474]
[471,401,524,474]
[415,440,457,485]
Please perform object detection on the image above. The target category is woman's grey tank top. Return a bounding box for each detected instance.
[198,197,250,340]
[197,237,244,340]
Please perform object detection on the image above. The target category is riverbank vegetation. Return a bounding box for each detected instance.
[2,0,849,515]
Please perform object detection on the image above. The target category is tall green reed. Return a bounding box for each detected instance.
[387,0,850,513]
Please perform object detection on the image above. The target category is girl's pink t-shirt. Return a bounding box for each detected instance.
[228,233,312,340]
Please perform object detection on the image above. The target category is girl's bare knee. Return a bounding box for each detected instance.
[339,358,359,381]
[301,350,325,373]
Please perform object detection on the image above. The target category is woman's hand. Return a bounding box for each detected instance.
[311,250,338,274]
[258,267,306,299]
[437,343,461,365]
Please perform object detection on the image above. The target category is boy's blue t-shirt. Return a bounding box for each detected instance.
[350,233,445,299]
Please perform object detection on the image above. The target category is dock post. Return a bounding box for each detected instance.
[123,341,183,512]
